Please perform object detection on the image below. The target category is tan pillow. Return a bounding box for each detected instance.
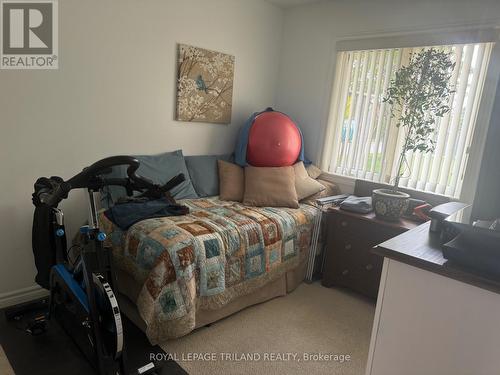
[293,162,326,200]
[218,160,244,202]
[243,166,299,208]
[306,164,323,179]
[300,178,341,207]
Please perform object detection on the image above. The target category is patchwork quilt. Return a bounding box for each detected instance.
[100,198,318,344]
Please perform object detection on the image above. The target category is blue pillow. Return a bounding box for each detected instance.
[185,154,232,197]
[101,150,198,208]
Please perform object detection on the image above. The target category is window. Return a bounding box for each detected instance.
[323,42,494,198]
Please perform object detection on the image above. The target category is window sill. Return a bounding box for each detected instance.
[320,172,456,205]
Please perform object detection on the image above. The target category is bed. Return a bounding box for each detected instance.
[100,198,319,344]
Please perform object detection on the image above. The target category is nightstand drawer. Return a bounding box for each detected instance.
[330,233,381,261]
[322,207,416,299]
[335,215,370,234]
[326,256,382,297]
[352,258,383,298]
[334,216,397,244]
[326,237,383,297]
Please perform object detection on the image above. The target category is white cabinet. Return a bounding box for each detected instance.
[366,258,500,375]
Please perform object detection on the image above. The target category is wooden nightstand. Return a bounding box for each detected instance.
[321,206,418,299]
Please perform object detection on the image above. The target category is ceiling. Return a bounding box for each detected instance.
[266,0,325,9]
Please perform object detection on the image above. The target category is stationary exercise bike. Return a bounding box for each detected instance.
[31,156,185,375]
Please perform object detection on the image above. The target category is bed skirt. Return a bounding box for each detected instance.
[115,260,307,341]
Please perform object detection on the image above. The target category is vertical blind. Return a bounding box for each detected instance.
[323,42,493,198]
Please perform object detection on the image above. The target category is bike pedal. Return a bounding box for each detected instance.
[26,315,48,336]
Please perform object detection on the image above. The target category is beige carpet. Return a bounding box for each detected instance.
[162,282,375,375]
[0,345,14,375]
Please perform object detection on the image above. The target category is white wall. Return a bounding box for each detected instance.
[275,0,500,163]
[0,0,284,303]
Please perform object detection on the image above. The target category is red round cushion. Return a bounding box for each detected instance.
[246,111,301,167]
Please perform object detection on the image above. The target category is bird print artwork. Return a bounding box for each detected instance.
[196,75,208,94]
[176,44,234,124]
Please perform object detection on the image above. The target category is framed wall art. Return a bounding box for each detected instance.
[176,44,235,124]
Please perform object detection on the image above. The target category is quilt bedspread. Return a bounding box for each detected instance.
[100,198,318,343]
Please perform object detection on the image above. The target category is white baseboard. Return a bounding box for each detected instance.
[0,285,49,309]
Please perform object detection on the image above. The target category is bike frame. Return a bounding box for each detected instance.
[50,188,127,375]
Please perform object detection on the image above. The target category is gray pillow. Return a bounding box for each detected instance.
[101,150,198,208]
[185,154,232,197]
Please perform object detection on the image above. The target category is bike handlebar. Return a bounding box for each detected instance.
[33,156,184,207]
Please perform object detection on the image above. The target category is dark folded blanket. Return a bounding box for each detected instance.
[104,198,189,230]
[340,195,373,214]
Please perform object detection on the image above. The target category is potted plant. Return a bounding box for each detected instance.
[373,48,455,221]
